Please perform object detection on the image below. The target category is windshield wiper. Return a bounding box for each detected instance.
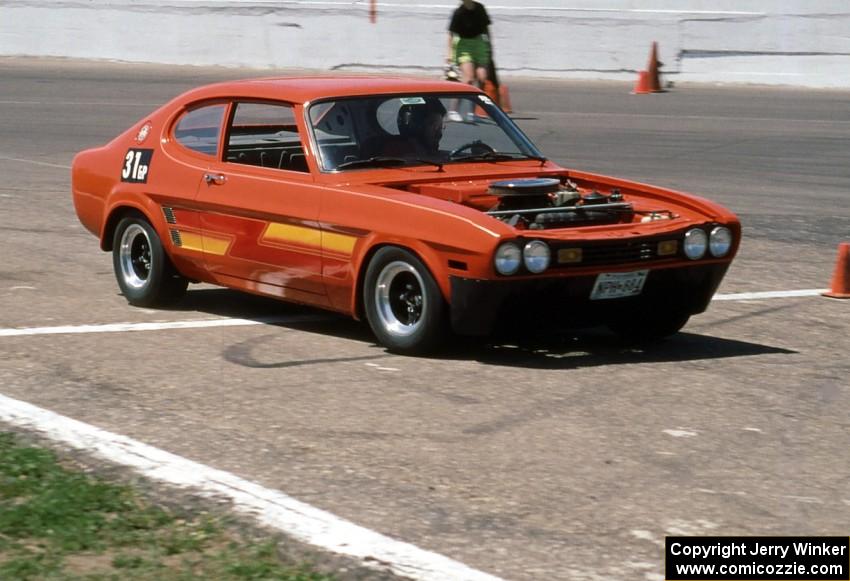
[335,156,407,170]
[335,156,443,171]
[450,152,548,165]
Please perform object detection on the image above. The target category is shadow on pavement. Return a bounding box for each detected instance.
[168,288,795,370]
[462,331,796,370]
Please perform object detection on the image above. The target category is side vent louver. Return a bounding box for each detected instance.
[169,229,182,247]
[162,206,177,224]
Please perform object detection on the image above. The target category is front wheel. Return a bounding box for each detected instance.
[112,216,188,307]
[363,247,447,354]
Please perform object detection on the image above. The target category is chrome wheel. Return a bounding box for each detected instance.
[374,260,427,337]
[119,223,152,289]
[112,216,188,306]
[364,246,446,353]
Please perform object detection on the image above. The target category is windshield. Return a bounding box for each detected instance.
[307,93,544,171]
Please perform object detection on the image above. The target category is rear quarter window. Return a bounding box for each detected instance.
[173,104,226,156]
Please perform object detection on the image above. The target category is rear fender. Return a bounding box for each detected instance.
[100,192,166,251]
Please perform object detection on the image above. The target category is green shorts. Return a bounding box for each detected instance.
[453,35,490,67]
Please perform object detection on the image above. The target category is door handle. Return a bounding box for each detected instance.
[204,173,226,185]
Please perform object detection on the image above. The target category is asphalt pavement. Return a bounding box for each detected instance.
[1,58,848,581]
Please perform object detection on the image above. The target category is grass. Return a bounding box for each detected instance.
[0,432,336,580]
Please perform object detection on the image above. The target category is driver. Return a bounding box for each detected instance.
[395,99,446,157]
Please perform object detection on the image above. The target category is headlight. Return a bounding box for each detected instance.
[709,226,733,257]
[683,228,708,260]
[523,240,551,273]
[494,242,521,275]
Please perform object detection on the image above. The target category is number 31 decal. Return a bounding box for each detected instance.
[121,149,153,183]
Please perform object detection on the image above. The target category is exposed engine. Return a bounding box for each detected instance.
[487,178,634,230]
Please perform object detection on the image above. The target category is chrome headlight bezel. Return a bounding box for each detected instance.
[523,240,551,274]
[683,228,708,260]
[709,226,733,257]
[494,242,522,275]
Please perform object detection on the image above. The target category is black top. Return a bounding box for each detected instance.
[449,2,491,38]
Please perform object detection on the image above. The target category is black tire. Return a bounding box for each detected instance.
[112,216,188,307]
[363,247,447,354]
[608,309,690,343]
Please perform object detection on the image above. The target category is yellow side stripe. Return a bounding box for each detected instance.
[178,231,230,256]
[179,232,205,253]
[263,222,357,255]
[203,236,231,256]
[178,223,355,257]
[263,223,321,247]
[322,231,357,255]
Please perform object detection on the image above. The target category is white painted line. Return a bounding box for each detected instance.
[778,495,823,505]
[0,314,326,338]
[0,100,162,107]
[0,154,71,170]
[0,288,830,338]
[663,429,698,438]
[519,111,850,126]
[712,289,827,301]
[0,394,503,581]
[175,1,764,16]
[630,530,661,545]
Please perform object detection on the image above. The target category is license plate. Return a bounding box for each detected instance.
[590,270,648,300]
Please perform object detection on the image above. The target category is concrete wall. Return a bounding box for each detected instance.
[2,1,849,87]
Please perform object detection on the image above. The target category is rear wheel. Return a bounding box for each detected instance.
[112,216,187,307]
[364,247,447,354]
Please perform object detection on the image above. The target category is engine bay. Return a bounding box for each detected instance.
[406,176,677,230]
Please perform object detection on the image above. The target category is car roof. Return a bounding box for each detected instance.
[180,76,482,105]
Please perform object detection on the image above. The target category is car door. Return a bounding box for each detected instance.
[158,101,230,276]
[196,100,326,302]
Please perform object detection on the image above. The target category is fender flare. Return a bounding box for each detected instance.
[350,237,450,320]
[100,193,166,251]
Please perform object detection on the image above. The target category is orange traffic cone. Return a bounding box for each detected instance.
[632,71,652,94]
[632,41,664,94]
[483,81,500,106]
[499,84,513,113]
[823,242,850,298]
[475,81,502,116]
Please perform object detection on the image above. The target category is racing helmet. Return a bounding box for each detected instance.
[397,99,447,138]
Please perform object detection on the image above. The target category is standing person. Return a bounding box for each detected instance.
[447,1,492,91]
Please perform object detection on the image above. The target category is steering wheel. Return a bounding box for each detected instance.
[449,140,496,158]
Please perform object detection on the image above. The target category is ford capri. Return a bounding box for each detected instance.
[72,77,740,353]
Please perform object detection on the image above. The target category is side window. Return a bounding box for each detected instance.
[225,102,308,173]
[173,104,226,156]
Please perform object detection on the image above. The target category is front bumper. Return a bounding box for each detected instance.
[449,262,730,336]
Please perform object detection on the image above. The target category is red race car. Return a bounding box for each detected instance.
[72,77,740,353]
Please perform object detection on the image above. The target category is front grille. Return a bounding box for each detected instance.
[583,241,656,265]
[553,238,675,268]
